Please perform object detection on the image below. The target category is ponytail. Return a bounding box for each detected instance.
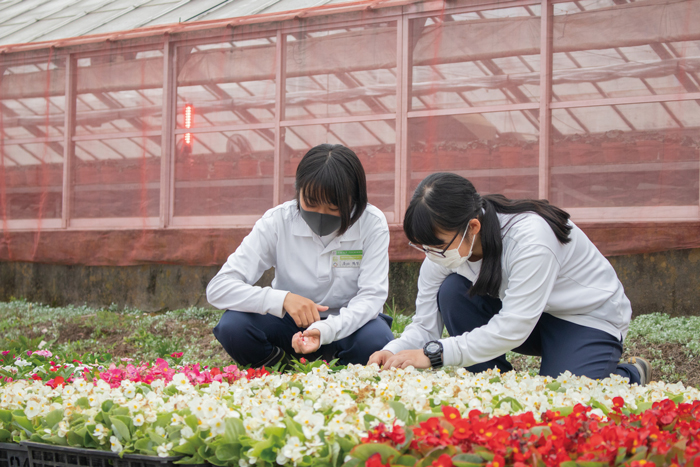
[404,173,572,297]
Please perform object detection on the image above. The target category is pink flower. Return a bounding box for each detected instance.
[171,352,184,358]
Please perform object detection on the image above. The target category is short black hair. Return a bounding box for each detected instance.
[295,144,367,235]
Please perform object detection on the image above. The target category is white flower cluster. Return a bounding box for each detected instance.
[1,365,698,463]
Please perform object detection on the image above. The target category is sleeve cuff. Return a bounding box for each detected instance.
[307,321,334,346]
[440,337,463,368]
[382,339,407,355]
[263,289,289,318]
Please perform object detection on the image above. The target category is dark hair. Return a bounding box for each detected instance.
[295,144,367,235]
[404,172,572,297]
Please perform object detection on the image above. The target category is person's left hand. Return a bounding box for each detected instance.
[292,329,321,354]
[383,349,432,370]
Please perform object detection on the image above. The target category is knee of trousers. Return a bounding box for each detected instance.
[213,311,256,347]
[437,273,472,316]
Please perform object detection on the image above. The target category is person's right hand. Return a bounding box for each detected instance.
[283,293,327,328]
[367,350,394,368]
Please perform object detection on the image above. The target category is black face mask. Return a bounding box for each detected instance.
[299,206,342,237]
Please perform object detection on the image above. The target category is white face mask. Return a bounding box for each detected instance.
[426,228,475,269]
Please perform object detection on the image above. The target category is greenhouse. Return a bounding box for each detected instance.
[0,0,698,266]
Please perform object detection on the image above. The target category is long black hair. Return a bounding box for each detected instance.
[295,144,367,235]
[404,172,572,297]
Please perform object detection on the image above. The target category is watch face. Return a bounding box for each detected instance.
[426,342,440,354]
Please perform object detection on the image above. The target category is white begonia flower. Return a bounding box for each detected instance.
[281,437,306,462]
[14,359,32,368]
[133,413,145,426]
[172,373,189,387]
[93,424,107,441]
[110,436,123,453]
[155,426,166,436]
[209,417,225,436]
[25,400,41,419]
[180,426,194,439]
[156,442,173,458]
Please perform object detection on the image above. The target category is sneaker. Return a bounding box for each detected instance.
[623,356,652,385]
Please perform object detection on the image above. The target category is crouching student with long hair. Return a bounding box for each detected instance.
[208,144,394,367]
[369,172,651,385]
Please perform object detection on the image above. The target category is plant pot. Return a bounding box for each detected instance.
[21,441,181,467]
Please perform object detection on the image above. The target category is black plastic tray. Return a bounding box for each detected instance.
[21,441,184,467]
[0,443,29,467]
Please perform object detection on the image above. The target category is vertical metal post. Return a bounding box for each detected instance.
[160,35,176,228]
[274,29,286,206]
[396,13,411,224]
[61,54,76,229]
[538,0,553,200]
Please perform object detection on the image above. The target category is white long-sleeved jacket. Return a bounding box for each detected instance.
[206,200,390,345]
[383,212,633,368]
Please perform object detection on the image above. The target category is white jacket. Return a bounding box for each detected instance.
[383,212,633,368]
[206,200,390,345]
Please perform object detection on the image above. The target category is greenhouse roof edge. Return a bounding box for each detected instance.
[0,0,433,54]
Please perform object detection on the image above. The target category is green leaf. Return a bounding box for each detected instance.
[349,443,401,463]
[453,454,486,464]
[558,462,577,467]
[389,401,410,423]
[224,417,246,444]
[173,441,197,455]
[0,410,12,424]
[0,428,12,442]
[101,400,114,413]
[44,410,64,429]
[67,430,83,447]
[247,439,274,458]
[75,397,90,409]
[215,444,240,462]
[341,459,362,467]
[394,454,418,466]
[588,399,609,415]
[111,419,131,443]
[185,414,199,431]
[12,416,35,435]
[496,397,523,412]
[134,438,153,452]
[155,412,171,428]
[148,430,168,445]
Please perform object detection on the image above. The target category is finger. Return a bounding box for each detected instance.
[316,304,329,312]
[290,312,303,328]
[311,307,320,323]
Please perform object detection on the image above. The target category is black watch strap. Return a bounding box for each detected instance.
[423,340,443,369]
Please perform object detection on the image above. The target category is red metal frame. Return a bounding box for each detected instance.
[1,0,700,241]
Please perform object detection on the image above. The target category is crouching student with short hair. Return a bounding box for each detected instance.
[207,144,394,367]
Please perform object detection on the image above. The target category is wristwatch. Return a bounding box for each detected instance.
[423,340,443,369]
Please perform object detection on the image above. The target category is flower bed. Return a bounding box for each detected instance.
[1,351,699,466]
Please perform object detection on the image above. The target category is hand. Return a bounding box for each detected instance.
[283,293,328,328]
[383,349,432,370]
[367,350,394,368]
[292,329,321,354]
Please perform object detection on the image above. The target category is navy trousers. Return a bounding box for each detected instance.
[213,310,394,367]
[437,274,641,384]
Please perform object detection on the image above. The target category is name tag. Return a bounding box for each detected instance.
[332,250,363,268]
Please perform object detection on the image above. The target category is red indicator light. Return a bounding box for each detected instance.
[184,104,193,145]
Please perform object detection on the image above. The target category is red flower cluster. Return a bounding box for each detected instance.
[359,399,700,467]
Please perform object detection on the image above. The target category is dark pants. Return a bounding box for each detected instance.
[437,274,641,384]
[213,310,394,367]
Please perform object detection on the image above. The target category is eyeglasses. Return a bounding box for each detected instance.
[408,229,462,258]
